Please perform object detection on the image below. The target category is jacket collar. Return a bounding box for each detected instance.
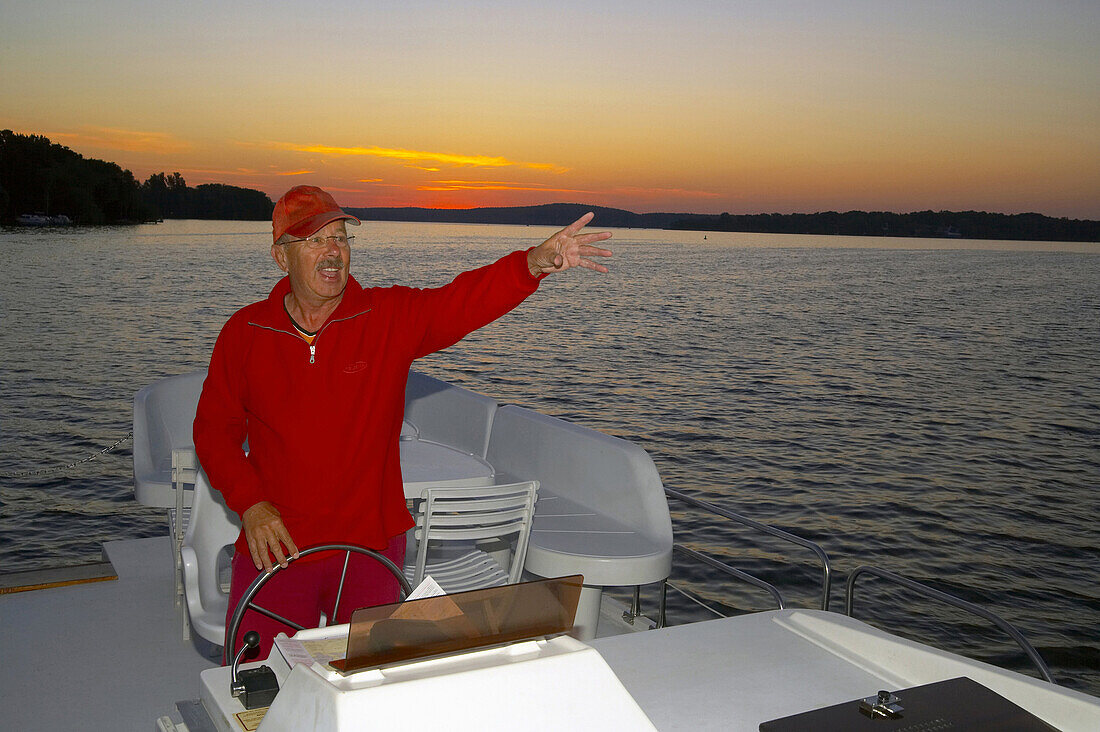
[251,274,370,330]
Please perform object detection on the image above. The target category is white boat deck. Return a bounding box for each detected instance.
[593,609,1100,731]
[4,536,1099,731]
[1,537,219,731]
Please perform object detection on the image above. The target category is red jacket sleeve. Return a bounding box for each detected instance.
[409,248,543,359]
[192,313,266,518]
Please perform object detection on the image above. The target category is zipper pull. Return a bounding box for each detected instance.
[309,344,316,364]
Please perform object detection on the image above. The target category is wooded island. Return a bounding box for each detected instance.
[0,131,272,224]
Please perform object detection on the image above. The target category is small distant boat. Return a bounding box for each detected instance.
[16,213,72,226]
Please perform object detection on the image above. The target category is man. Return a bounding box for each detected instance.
[193,185,611,660]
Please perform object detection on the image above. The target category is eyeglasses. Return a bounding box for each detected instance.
[284,234,355,249]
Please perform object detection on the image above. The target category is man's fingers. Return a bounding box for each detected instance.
[283,533,300,560]
[581,259,610,273]
[252,539,272,572]
[561,212,595,236]
[258,528,295,570]
[242,501,298,571]
[533,215,612,276]
[271,542,288,569]
[247,536,265,571]
[575,231,612,246]
[275,526,299,565]
[247,528,292,571]
[579,244,613,257]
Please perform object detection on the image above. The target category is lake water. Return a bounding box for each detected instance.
[1,219,1097,694]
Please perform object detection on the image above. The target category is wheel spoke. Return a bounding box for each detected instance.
[248,601,306,632]
[332,551,351,622]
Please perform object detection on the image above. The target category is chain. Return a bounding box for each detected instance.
[0,430,133,480]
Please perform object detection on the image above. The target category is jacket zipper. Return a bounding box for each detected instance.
[248,307,372,365]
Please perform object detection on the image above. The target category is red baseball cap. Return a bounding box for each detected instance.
[272,185,361,244]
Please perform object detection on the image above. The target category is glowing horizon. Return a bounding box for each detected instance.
[2,2,1097,218]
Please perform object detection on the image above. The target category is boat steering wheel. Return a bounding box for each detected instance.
[225,543,413,665]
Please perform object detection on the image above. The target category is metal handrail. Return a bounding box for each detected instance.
[845,565,1055,684]
[664,487,832,610]
[667,544,786,622]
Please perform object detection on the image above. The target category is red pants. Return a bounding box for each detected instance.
[223,535,406,664]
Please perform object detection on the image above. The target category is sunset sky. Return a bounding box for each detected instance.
[2,1,1098,217]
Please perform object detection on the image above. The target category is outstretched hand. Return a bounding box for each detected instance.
[527,212,613,277]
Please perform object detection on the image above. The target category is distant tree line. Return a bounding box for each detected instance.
[0,130,273,224]
[345,202,681,229]
[670,210,1100,243]
[141,171,273,221]
[350,203,1098,242]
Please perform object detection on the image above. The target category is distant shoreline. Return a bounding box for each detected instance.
[345,203,1100,243]
[7,206,1095,245]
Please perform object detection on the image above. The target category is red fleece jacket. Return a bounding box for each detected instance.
[193,249,541,556]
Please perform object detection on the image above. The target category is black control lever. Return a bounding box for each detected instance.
[230,631,280,709]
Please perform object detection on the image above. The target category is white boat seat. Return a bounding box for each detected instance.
[404,371,498,458]
[524,491,672,586]
[403,545,510,593]
[180,471,241,649]
[486,405,672,587]
[486,405,672,639]
[133,371,207,507]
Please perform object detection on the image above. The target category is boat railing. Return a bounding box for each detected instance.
[622,489,1054,686]
[662,488,832,611]
[616,488,832,627]
[846,564,1056,684]
[656,544,786,627]
[618,543,787,630]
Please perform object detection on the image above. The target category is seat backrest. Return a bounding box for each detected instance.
[486,405,672,543]
[412,480,538,586]
[133,370,207,503]
[404,370,498,458]
[183,471,242,612]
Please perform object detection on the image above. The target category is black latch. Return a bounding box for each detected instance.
[859,689,905,719]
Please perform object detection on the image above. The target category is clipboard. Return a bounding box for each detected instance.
[759,676,1061,732]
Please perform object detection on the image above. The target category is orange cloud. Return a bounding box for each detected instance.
[276,142,568,173]
[525,162,570,172]
[47,126,192,154]
[417,180,590,193]
[174,167,258,176]
[323,183,407,192]
[356,179,402,187]
[172,167,313,179]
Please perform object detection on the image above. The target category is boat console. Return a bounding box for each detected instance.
[197,575,658,731]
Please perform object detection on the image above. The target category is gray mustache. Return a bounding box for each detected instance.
[316,258,343,270]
